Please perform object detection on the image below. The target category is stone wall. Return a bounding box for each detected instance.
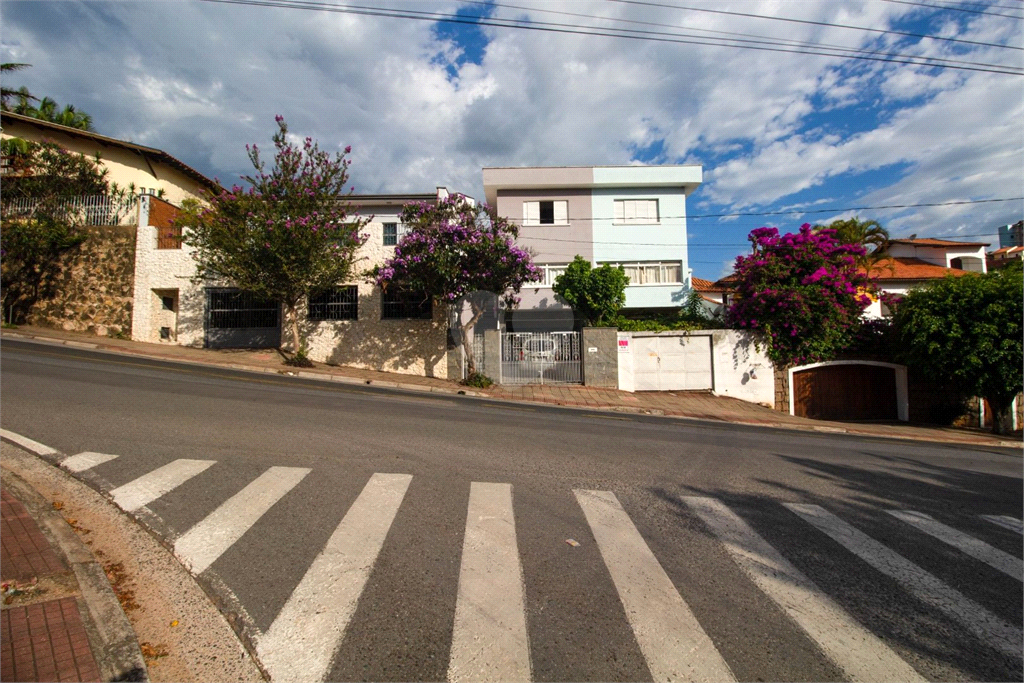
[27,224,136,337]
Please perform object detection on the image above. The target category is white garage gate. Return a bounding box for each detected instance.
[631,333,713,391]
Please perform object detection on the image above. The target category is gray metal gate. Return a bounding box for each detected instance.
[501,331,582,385]
[204,288,281,349]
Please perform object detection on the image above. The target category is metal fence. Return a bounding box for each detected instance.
[204,288,281,349]
[501,331,582,385]
[1,195,139,226]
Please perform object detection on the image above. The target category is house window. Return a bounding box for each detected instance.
[614,199,659,225]
[383,222,408,246]
[309,286,358,321]
[523,200,568,226]
[532,263,570,287]
[381,288,432,320]
[604,261,682,285]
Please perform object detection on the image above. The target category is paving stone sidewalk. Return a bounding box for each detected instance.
[3,325,1021,449]
[1,487,104,683]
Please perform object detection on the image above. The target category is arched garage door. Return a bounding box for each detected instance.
[793,363,899,421]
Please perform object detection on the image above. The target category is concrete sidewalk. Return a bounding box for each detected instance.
[3,325,1021,449]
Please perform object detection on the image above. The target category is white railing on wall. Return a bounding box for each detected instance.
[1,195,139,226]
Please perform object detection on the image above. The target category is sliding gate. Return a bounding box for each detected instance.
[501,331,582,385]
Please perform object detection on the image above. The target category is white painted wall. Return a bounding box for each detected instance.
[616,329,775,406]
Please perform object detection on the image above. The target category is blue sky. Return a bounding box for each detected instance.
[2,0,1021,280]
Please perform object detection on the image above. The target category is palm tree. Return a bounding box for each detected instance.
[814,217,890,268]
[1,63,35,110]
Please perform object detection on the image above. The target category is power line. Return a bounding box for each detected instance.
[197,0,1024,75]
[498,197,1023,224]
[606,0,1024,51]
[881,0,1024,19]
[460,0,1017,72]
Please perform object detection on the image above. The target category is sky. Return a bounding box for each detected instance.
[2,0,1022,280]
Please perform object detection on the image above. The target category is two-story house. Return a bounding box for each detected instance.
[482,165,703,330]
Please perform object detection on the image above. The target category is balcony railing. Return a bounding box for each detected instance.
[1,195,140,226]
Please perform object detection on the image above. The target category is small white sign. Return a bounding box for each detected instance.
[588,347,598,353]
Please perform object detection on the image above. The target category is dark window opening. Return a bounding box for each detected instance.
[383,223,398,246]
[207,290,279,329]
[539,201,555,225]
[382,288,432,320]
[161,296,175,311]
[309,286,358,321]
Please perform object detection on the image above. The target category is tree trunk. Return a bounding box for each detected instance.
[284,301,301,355]
[461,300,485,377]
[988,397,1016,435]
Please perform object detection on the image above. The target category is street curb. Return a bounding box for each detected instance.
[5,331,1021,450]
[1,462,149,682]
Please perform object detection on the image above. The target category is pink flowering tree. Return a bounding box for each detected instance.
[725,223,874,368]
[375,195,540,376]
[182,116,367,359]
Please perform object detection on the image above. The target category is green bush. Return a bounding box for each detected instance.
[461,372,493,388]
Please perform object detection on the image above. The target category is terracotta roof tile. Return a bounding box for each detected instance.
[890,237,990,247]
[691,277,715,291]
[861,257,974,280]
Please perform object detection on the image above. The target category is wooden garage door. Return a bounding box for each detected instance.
[794,364,898,421]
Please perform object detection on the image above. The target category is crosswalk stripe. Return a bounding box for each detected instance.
[980,515,1024,535]
[0,429,57,456]
[786,503,1024,658]
[109,459,216,512]
[448,483,531,683]
[174,466,312,575]
[685,497,924,682]
[888,510,1023,581]
[575,489,735,683]
[61,451,119,473]
[256,472,412,683]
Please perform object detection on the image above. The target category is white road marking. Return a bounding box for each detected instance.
[685,497,924,682]
[109,459,216,512]
[786,503,1024,658]
[0,429,57,456]
[174,466,311,575]
[888,510,1023,581]
[448,483,531,683]
[61,451,119,473]
[256,472,412,683]
[575,489,735,683]
[980,515,1024,535]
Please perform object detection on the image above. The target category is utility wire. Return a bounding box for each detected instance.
[606,0,1024,50]
[497,197,1023,224]
[197,0,1024,74]
[461,0,1017,72]
[881,0,1024,19]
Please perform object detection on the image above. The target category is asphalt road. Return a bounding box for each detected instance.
[2,338,1022,682]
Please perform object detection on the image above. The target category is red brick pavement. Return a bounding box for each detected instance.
[1,489,67,581]
[1,488,102,682]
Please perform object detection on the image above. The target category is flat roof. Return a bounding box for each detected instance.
[482,165,703,205]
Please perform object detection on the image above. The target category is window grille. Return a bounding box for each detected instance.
[309,286,358,321]
[381,288,432,319]
[207,290,279,329]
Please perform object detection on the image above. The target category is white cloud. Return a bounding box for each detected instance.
[1,0,1018,242]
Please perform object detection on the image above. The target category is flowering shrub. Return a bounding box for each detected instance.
[182,116,367,357]
[376,195,540,374]
[725,223,874,368]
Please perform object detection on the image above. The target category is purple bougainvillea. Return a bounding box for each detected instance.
[725,223,875,368]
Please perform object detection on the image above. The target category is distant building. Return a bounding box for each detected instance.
[998,220,1023,249]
